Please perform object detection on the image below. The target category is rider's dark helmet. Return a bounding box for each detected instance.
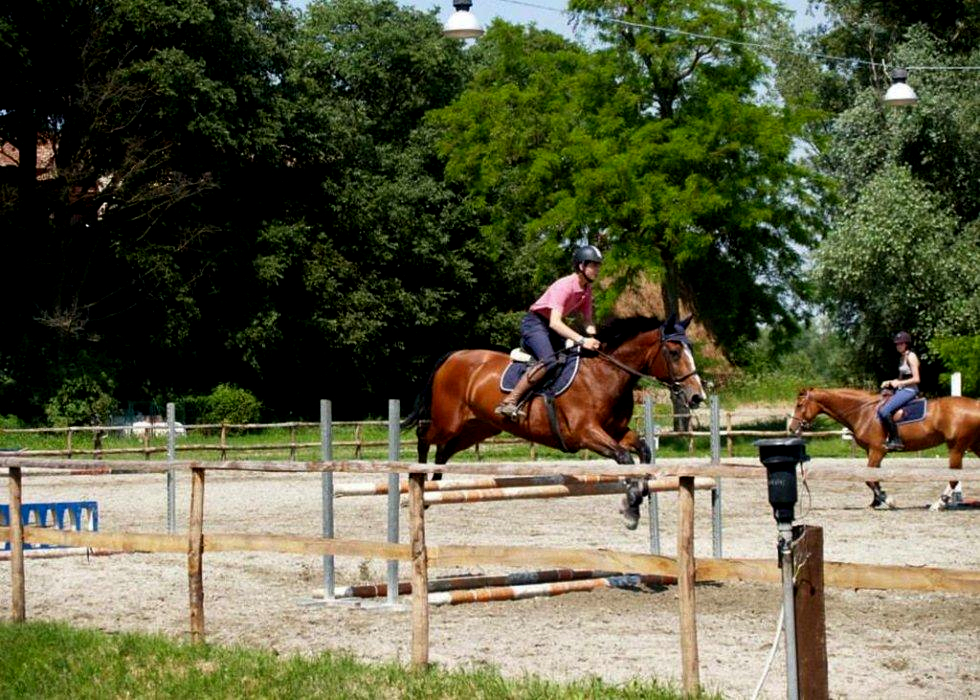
[572,245,603,269]
[893,331,912,344]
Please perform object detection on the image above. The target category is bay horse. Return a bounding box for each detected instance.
[790,387,980,509]
[401,314,706,527]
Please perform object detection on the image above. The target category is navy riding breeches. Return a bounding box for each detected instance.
[519,312,563,370]
[878,387,917,420]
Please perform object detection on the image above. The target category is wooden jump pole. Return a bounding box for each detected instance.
[188,466,205,643]
[426,574,677,605]
[677,475,700,694]
[408,471,429,667]
[325,569,678,602]
[335,474,624,497]
[327,568,645,598]
[7,466,25,622]
[422,477,716,505]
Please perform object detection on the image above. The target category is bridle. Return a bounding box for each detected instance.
[789,389,881,433]
[595,331,700,398]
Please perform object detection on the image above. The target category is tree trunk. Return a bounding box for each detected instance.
[661,259,691,431]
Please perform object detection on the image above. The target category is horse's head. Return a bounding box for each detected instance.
[789,388,819,435]
[657,314,705,409]
[597,314,705,407]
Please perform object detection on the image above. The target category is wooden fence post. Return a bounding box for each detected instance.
[188,467,206,642]
[408,471,430,667]
[726,413,733,457]
[7,466,25,622]
[677,475,700,695]
[794,526,829,700]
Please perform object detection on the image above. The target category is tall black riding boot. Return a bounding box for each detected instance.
[881,415,904,451]
[495,362,547,420]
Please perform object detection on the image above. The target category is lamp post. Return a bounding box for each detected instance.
[755,437,810,700]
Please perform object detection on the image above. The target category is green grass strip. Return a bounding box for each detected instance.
[0,621,721,699]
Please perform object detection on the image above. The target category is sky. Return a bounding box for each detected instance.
[400,0,828,38]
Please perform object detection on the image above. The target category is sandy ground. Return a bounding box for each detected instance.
[2,461,979,699]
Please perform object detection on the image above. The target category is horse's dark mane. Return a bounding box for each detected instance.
[597,316,664,351]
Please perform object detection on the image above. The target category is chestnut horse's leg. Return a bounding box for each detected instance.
[864,447,896,509]
[930,443,967,511]
[612,429,652,464]
[433,423,501,466]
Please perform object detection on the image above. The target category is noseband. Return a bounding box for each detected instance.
[789,391,813,432]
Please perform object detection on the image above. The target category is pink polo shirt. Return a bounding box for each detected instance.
[529,273,593,326]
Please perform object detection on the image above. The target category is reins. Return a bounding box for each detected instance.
[791,391,881,431]
[594,334,699,395]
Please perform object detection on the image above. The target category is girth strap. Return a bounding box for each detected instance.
[544,395,571,453]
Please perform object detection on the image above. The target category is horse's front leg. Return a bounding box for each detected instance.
[578,426,646,530]
[865,448,896,509]
[618,429,652,464]
[929,448,965,511]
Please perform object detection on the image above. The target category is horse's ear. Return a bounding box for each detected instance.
[664,312,677,329]
[679,315,693,330]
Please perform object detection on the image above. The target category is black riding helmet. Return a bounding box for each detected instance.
[572,245,603,270]
[893,331,912,344]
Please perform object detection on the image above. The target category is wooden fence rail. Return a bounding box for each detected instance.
[1,414,847,461]
[4,455,979,696]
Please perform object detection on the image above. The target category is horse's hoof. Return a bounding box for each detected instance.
[619,495,640,530]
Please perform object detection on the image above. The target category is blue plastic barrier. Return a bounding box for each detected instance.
[1,501,99,550]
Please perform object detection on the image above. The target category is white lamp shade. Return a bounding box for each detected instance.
[883,82,917,106]
[443,10,483,39]
[883,69,918,107]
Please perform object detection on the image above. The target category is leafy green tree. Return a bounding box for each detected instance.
[807,18,980,384]
[224,0,498,417]
[0,0,296,422]
[431,5,825,363]
[929,335,980,395]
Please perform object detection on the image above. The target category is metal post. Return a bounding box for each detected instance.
[952,372,962,397]
[779,523,800,700]
[166,402,176,534]
[710,395,723,558]
[644,395,660,555]
[387,399,401,605]
[321,400,335,599]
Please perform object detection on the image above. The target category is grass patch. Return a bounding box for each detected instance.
[0,621,716,699]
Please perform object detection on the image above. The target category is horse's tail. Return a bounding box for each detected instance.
[400,351,454,431]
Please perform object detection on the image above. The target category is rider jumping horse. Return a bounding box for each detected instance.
[791,387,980,509]
[401,314,706,527]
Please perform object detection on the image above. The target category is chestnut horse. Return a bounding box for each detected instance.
[401,315,706,526]
[790,387,980,509]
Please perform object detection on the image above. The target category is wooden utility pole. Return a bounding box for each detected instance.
[794,526,829,700]
[677,476,700,694]
[409,472,430,666]
[188,467,205,642]
[7,467,25,622]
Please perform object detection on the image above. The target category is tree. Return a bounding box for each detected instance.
[0,0,296,421]
[806,16,980,383]
[226,0,496,417]
[431,4,825,363]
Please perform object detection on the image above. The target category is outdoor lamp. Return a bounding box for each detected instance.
[755,437,808,525]
[883,68,918,107]
[443,0,484,39]
[755,436,810,700]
